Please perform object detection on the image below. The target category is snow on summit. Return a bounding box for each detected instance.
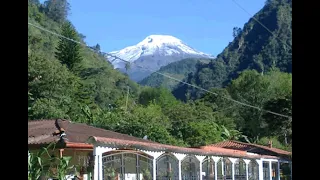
[107,35,212,64]
[105,35,214,81]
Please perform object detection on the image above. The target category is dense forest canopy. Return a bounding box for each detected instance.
[28,0,292,151]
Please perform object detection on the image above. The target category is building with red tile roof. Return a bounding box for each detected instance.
[28,119,292,180]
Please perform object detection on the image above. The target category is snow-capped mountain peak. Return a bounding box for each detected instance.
[106,35,214,81]
[108,35,213,63]
[137,35,183,47]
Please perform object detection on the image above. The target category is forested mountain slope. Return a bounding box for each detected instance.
[173,0,292,101]
[28,0,140,122]
[139,58,211,90]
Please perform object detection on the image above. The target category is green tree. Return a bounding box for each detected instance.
[55,21,82,71]
[184,121,222,147]
[93,43,101,53]
[28,55,78,120]
[138,87,178,108]
[43,0,70,22]
[263,96,292,144]
[232,27,242,38]
[226,69,291,142]
[164,103,195,141]
[227,70,271,140]
[163,101,235,146]
[97,103,182,145]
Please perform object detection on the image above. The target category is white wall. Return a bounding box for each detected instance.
[93,146,288,180]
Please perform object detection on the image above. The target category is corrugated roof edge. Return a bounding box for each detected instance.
[209,140,291,156]
[87,136,282,160]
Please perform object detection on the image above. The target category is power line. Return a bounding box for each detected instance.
[231,0,292,50]
[28,22,292,119]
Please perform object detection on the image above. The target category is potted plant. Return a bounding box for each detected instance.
[168,170,175,180]
[141,168,152,180]
[104,167,117,180]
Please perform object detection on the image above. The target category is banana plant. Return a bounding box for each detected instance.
[48,156,75,180]
[220,125,251,143]
[28,143,54,180]
[28,142,74,180]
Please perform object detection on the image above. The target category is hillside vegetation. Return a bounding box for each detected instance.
[28,0,140,122]
[28,0,291,151]
[173,0,292,101]
[139,58,211,90]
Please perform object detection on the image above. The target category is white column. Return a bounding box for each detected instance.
[199,162,202,180]
[229,158,237,180]
[214,161,218,180]
[244,159,251,180]
[256,159,263,180]
[269,161,272,180]
[221,159,224,176]
[212,157,220,180]
[232,163,235,180]
[153,158,157,180]
[178,160,182,180]
[93,147,114,180]
[98,154,103,180]
[93,147,99,180]
[196,156,206,180]
[277,162,280,180]
[174,153,186,180]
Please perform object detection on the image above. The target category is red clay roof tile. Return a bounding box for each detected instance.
[207,140,291,156]
[28,119,164,145]
[28,119,285,159]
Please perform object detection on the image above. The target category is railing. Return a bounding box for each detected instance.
[235,175,246,180]
[217,175,232,180]
[182,176,200,180]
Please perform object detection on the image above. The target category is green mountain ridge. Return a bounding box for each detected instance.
[139,58,211,90]
[173,0,292,101]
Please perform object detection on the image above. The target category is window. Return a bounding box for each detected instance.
[263,162,270,180]
[156,153,179,180]
[224,158,232,180]
[248,160,259,180]
[271,162,279,180]
[217,158,223,180]
[102,150,153,180]
[202,157,215,180]
[216,158,232,180]
[181,155,200,180]
[235,159,246,180]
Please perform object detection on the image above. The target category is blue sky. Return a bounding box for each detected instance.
[62,0,265,56]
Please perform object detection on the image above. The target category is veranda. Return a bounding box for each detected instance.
[28,119,292,180]
[89,137,291,180]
